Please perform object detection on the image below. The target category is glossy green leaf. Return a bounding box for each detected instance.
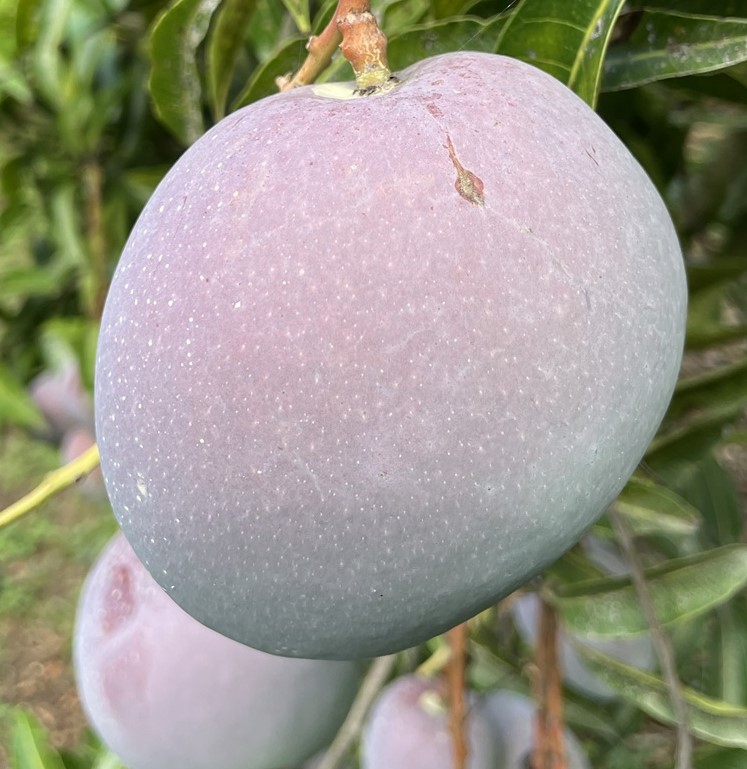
[387,14,508,72]
[615,476,700,537]
[603,10,747,92]
[579,645,747,748]
[206,0,259,120]
[231,35,307,109]
[432,0,477,18]
[494,0,628,106]
[279,0,310,33]
[11,710,66,769]
[547,545,747,638]
[149,0,222,145]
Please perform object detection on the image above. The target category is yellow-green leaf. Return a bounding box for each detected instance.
[547,545,747,637]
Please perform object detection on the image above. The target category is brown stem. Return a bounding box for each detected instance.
[447,623,468,769]
[531,598,567,769]
[277,0,397,94]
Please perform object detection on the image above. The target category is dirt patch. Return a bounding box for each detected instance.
[0,431,117,767]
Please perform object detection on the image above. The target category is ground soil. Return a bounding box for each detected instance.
[0,431,116,768]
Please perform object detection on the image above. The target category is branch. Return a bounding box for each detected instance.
[447,623,468,769]
[277,0,396,94]
[609,507,693,769]
[314,654,397,769]
[532,598,567,769]
[0,444,101,529]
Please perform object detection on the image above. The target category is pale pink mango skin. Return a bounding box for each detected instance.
[95,52,686,659]
[73,533,361,769]
[361,675,498,769]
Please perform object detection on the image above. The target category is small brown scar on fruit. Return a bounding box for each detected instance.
[445,136,485,206]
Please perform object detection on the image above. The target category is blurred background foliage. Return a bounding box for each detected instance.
[2,0,747,767]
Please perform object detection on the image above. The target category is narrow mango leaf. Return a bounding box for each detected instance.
[639,1,747,18]
[15,0,41,49]
[91,752,127,769]
[603,10,747,92]
[695,746,747,769]
[148,0,222,145]
[494,0,628,107]
[231,36,308,109]
[279,0,310,33]
[645,414,729,490]
[713,604,747,706]
[387,15,508,72]
[680,456,742,547]
[578,645,747,748]
[381,0,431,33]
[31,0,73,109]
[687,260,747,294]
[547,544,747,638]
[11,710,66,769]
[0,366,44,430]
[615,476,700,537]
[206,0,259,119]
[668,355,747,422]
[433,0,476,18]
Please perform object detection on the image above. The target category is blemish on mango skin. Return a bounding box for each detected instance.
[445,136,485,206]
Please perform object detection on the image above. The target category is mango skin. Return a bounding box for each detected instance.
[95,51,686,659]
[74,534,361,769]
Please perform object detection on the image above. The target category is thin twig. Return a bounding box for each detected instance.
[609,507,692,769]
[532,598,567,769]
[277,0,372,91]
[314,654,397,769]
[447,623,468,769]
[277,0,395,94]
[0,444,101,529]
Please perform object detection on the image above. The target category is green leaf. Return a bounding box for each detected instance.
[696,746,747,769]
[231,35,307,109]
[387,14,508,72]
[615,476,701,538]
[547,545,747,638]
[668,356,747,423]
[494,0,628,107]
[31,0,73,109]
[712,603,747,706]
[279,0,310,33]
[148,0,222,145]
[206,0,259,120]
[0,366,45,430]
[15,0,42,50]
[381,0,431,33]
[11,710,66,769]
[603,10,747,92]
[676,455,742,547]
[687,260,747,294]
[578,645,747,748]
[686,279,747,349]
